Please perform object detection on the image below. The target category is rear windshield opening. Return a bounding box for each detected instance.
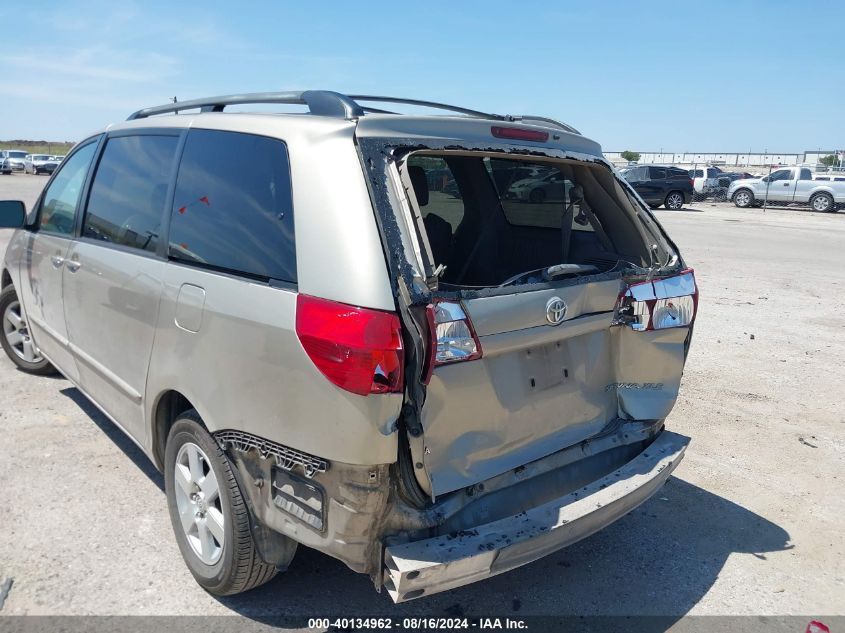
[404,153,661,289]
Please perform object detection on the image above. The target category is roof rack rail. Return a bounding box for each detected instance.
[350,97,580,135]
[347,95,505,121]
[127,90,364,121]
[126,90,582,136]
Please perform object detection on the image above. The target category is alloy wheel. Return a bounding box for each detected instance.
[812,195,831,212]
[667,193,684,210]
[173,442,225,565]
[2,300,43,363]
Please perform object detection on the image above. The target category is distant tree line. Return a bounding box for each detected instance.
[0,140,76,154]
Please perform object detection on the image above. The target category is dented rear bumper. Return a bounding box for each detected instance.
[384,430,689,602]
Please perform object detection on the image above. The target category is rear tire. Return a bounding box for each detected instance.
[164,411,283,595]
[0,286,56,375]
[733,189,754,208]
[664,191,685,210]
[810,192,834,213]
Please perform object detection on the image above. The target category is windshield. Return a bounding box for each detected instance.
[33,154,51,161]
[403,153,672,288]
[8,151,27,159]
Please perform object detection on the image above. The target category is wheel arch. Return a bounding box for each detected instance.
[1,268,12,291]
[810,190,835,204]
[152,389,201,470]
[732,187,754,203]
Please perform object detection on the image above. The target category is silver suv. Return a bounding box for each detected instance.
[0,91,696,602]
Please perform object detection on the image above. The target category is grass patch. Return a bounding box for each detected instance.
[0,140,76,156]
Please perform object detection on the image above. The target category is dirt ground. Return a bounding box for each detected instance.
[0,173,842,619]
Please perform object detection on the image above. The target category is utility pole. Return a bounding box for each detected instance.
[763,161,773,213]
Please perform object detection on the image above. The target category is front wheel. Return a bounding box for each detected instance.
[810,192,834,213]
[664,191,685,210]
[733,189,754,208]
[164,411,286,595]
[0,286,56,375]
[528,188,546,203]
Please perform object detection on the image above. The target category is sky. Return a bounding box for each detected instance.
[1,0,842,152]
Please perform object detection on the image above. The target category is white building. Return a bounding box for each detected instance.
[603,150,840,169]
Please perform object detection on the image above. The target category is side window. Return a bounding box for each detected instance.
[487,159,596,233]
[769,169,792,182]
[168,129,296,282]
[622,167,645,182]
[38,141,98,235]
[406,155,465,232]
[83,135,179,253]
[799,168,813,181]
[649,167,667,180]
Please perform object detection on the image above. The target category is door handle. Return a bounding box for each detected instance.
[50,256,64,268]
[65,260,82,273]
[783,182,790,186]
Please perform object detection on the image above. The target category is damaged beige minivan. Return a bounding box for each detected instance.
[0,91,695,602]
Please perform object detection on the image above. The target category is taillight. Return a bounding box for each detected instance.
[423,300,482,383]
[615,269,698,332]
[491,126,550,143]
[295,294,404,396]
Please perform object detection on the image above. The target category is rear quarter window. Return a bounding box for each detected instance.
[168,129,296,283]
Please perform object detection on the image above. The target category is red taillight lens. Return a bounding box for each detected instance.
[422,300,483,383]
[296,294,404,396]
[491,126,550,143]
[615,269,698,332]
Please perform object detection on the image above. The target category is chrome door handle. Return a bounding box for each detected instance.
[66,260,82,273]
[50,256,64,268]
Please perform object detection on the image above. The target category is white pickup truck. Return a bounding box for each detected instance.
[728,167,845,212]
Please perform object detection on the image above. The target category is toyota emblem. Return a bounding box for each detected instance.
[545,296,567,325]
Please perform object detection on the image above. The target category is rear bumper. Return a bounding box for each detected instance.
[384,429,689,602]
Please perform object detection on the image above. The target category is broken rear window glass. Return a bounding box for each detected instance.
[403,153,650,288]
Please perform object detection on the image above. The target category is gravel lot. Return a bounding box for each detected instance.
[0,173,843,619]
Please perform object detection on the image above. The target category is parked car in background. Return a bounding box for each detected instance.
[688,166,722,197]
[620,165,693,209]
[0,150,28,174]
[505,169,566,202]
[728,167,845,211]
[0,90,695,603]
[24,154,59,175]
[489,164,549,193]
[711,172,747,200]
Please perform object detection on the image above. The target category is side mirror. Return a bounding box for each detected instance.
[0,200,26,228]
